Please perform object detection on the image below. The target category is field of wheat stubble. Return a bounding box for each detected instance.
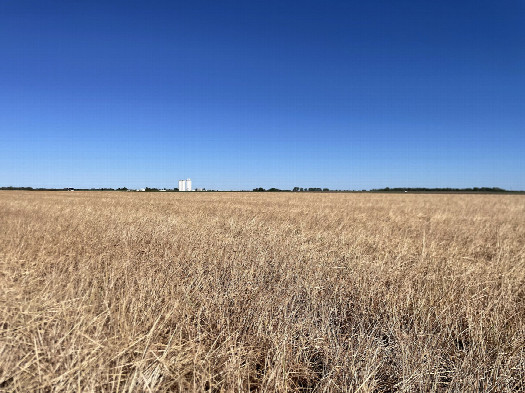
[0,191,524,392]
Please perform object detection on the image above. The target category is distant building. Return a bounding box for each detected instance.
[178,178,192,191]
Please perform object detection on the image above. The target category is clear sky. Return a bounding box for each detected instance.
[1,1,524,190]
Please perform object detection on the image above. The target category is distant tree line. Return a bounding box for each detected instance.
[1,186,519,193]
[0,186,180,192]
[292,187,330,192]
[0,186,83,191]
[252,187,290,192]
[370,187,509,193]
[250,187,520,193]
[144,187,179,192]
[253,187,330,192]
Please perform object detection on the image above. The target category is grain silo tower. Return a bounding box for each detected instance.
[186,178,192,191]
[178,179,186,192]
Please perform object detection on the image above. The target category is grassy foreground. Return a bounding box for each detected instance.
[0,191,524,392]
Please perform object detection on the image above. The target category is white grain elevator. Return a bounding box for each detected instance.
[178,178,192,192]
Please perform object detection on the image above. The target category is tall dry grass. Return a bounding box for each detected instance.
[0,191,524,392]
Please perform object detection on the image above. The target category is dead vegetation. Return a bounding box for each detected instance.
[0,191,524,392]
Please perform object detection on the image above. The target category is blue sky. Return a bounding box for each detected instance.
[1,0,524,190]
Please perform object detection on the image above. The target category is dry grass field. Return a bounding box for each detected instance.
[0,191,524,392]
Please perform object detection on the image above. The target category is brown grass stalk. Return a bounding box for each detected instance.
[0,191,524,392]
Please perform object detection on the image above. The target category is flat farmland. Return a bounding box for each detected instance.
[0,191,524,392]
